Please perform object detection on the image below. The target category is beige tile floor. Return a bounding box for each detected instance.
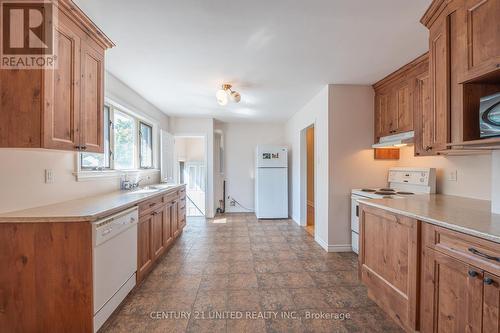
[100,213,403,333]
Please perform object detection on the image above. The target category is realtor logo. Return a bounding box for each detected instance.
[1,0,57,69]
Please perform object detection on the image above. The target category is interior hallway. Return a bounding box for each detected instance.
[100,214,402,333]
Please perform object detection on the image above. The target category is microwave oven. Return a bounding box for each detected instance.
[480,92,500,138]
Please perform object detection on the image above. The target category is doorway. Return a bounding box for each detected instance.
[175,136,206,217]
[305,126,315,236]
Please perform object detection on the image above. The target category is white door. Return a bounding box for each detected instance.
[256,168,288,219]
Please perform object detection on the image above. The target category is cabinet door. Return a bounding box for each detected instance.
[43,14,81,151]
[80,42,104,153]
[172,201,180,238]
[375,93,388,140]
[483,273,500,333]
[428,13,451,152]
[420,248,484,333]
[395,82,412,133]
[462,0,500,81]
[137,214,154,282]
[358,205,419,331]
[383,93,398,135]
[151,209,165,260]
[162,204,173,248]
[414,73,433,156]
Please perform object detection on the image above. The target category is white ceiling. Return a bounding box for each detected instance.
[74,0,432,122]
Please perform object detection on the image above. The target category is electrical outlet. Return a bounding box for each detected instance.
[447,170,458,182]
[45,169,54,184]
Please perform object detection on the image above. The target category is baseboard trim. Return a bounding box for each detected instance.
[327,244,352,252]
[314,237,352,253]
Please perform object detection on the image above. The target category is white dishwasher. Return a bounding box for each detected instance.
[93,206,138,332]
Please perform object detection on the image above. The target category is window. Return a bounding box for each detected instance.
[79,103,156,172]
[114,110,136,170]
[139,122,153,168]
[81,106,111,170]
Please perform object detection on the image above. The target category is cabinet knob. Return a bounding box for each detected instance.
[484,277,494,285]
[468,270,478,278]
[425,146,432,151]
[81,145,87,150]
[74,145,81,150]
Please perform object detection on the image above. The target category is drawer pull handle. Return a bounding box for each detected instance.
[468,270,478,278]
[484,277,494,285]
[149,203,156,207]
[468,248,500,262]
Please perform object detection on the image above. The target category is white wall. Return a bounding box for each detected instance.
[222,122,285,213]
[0,72,170,214]
[169,117,215,218]
[328,85,395,248]
[285,86,330,248]
[492,151,500,214]
[396,146,491,200]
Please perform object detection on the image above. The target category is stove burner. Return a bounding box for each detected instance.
[375,191,395,195]
[379,188,395,192]
[361,189,376,192]
[396,191,414,195]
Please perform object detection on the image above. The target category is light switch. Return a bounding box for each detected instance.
[447,170,457,182]
[45,169,55,184]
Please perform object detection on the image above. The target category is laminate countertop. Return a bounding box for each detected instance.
[0,184,185,223]
[359,194,500,244]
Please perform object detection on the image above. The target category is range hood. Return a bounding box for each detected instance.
[372,131,414,148]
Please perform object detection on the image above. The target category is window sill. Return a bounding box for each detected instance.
[74,168,160,182]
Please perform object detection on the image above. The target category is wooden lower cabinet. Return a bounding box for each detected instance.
[421,223,500,333]
[358,204,420,332]
[137,187,187,284]
[483,272,500,333]
[151,207,166,260]
[360,204,500,333]
[137,213,154,283]
[421,247,484,332]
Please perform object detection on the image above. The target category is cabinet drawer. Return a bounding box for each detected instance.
[138,195,164,217]
[423,223,500,276]
[164,192,179,205]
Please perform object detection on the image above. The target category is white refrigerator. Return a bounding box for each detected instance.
[255,145,288,219]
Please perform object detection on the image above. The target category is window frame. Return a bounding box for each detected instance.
[80,105,113,171]
[139,121,154,169]
[77,101,158,175]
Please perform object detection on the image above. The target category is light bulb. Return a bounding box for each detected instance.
[230,91,241,103]
[216,89,228,106]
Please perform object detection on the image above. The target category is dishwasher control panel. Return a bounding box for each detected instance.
[93,207,138,247]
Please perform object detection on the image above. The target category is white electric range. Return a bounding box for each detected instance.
[350,167,436,254]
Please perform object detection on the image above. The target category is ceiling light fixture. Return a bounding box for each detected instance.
[216,84,241,106]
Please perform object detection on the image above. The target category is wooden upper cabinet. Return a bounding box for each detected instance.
[80,41,105,153]
[43,13,81,151]
[414,72,433,155]
[462,0,500,82]
[373,54,428,142]
[0,0,114,151]
[420,248,484,333]
[395,82,412,132]
[426,14,452,153]
[421,0,500,146]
